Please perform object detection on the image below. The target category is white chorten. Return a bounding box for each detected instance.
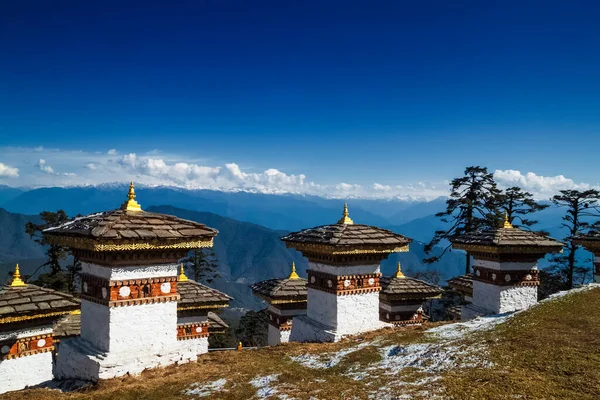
[451,214,563,320]
[281,204,412,342]
[44,183,219,380]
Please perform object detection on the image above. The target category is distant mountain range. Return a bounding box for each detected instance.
[0,185,447,231]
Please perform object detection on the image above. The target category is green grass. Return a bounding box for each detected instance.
[3,287,600,400]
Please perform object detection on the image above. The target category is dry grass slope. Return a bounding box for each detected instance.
[2,286,599,400]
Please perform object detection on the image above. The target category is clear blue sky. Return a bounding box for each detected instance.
[1,0,599,187]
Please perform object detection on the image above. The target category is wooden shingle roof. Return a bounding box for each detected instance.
[178,280,231,309]
[573,231,600,251]
[380,276,441,298]
[282,224,411,249]
[207,312,229,332]
[0,284,80,325]
[451,226,562,254]
[251,277,307,304]
[447,274,473,297]
[44,209,217,251]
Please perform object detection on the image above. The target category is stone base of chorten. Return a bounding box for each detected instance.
[54,336,207,382]
[289,315,390,343]
[0,352,54,394]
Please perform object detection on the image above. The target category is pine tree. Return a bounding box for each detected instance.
[424,166,501,274]
[25,210,71,281]
[181,248,220,283]
[551,189,600,288]
[497,186,548,228]
[234,310,268,347]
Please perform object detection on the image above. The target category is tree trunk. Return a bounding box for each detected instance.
[465,251,471,275]
[567,241,576,288]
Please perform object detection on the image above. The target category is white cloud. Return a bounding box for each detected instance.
[107,149,117,156]
[0,162,19,177]
[37,159,55,174]
[373,183,392,192]
[494,169,596,198]
[86,163,97,170]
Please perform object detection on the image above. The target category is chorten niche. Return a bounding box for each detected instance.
[451,214,563,320]
[44,183,218,381]
[282,204,412,342]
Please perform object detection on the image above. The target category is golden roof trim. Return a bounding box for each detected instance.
[269,298,308,305]
[0,310,72,325]
[452,243,563,254]
[177,303,229,311]
[45,235,214,252]
[286,242,410,255]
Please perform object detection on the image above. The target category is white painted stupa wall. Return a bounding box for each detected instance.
[306,288,337,326]
[0,326,54,394]
[308,262,380,276]
[472,259,538,271]
[291,260,384,342]
[304,288,381,335]
[472,280,537,314]
[0,351,54,394]
[178,337,209,362]
[81,262,178,280]
[81,299,178,353]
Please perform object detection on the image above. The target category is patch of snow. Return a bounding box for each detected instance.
[542,283,599,302]
[250,374,280,398]
[184,378,227,397]
[426,313,513,341]
[289,340,376,369]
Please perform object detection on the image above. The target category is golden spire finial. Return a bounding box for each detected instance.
[121,181,142,211]
[394,262,406,279]
[337,203,354,225]
[503,211,513,229]
[178,263,189,282]
[10,264,26,287]
[288,262,300,280]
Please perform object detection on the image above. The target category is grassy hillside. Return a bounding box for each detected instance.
[4,286,599,400]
